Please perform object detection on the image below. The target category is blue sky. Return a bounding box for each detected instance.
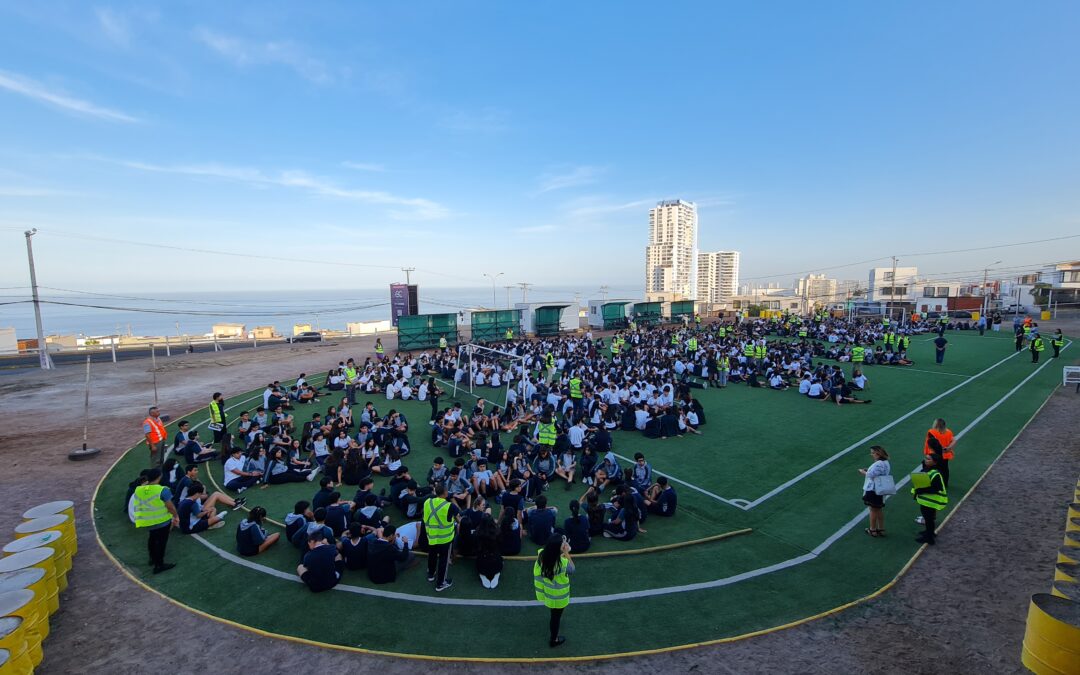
[0,1,1078,295]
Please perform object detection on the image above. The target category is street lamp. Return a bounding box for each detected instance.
[982,260,1002,314]
[483,272,504,309]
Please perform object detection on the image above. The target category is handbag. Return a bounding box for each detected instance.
[872,474,897,496]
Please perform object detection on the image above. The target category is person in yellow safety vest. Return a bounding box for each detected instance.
[208,392,227,449]
[629,320,637,331]
[911,454,948,545]
[344,359,358,405]
[1051,329,1065,358]
[143,406,168,467]
[754,342,766,360]
[901,335,911,351]
[533,533,575,648]
[505,328,514,340]
[1022,323,1032,339]
[439,335,448,350]
[694,314,701,327]
[670,333,680,347]
[134,467,180,574]
[610,340,620,356]
[1029,334,1046,363]
[882,316,891,328]
[851,344,866,369]
[718,355,731,388]
[797,326,808,339]
[536,413,558,448]
[718,325,727,338]
[375,338,385,359]
[423,482,459,591]
[686,336,698,354]
[743,341,755,363]
[568,375,583,417]
[882,332,893,351]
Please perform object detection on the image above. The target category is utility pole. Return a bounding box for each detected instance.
[401,267,416,285]
[981,260,1002,315]
[503,285,513,309]
[889,256,898,324]
[24,229,53,370]
[599,285,609,302]
[517,282,533,303]
[483,272,504,309]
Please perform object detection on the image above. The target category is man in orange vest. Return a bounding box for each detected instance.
[923,418,956,487]
[143,406,167,467]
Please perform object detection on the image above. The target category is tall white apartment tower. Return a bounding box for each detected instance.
[697,251,741,308]
[645,199,698,299]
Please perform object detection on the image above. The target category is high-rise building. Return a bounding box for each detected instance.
[645,200,698,299]
[795,274,839,307]
[697,251,740,308]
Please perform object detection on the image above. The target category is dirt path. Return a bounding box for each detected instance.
[0,330,1077,674]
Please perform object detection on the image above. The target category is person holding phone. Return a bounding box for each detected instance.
[858,446,891,537]
[533,533,575,648]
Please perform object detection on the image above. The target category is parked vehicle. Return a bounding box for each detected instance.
[288,331,323,343]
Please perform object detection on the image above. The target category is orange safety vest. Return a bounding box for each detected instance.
[144,416,167,443]
[923,428,954,460]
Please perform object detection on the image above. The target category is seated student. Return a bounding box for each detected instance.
[398,481,427,520]
[681,410,702,436]
[339,523,376,570]
[351,476,387,511]
[427,457,449,487]
[285,500,312,545]
[470,459,497,499]
[172,464,200,506]
[311,477,337,511]
[224,447,261,492]
[851,369,869,390]
[266,447,313,484]
[524,495,559,546]
[178,481,244,534]
[179,430,218,464]
[366,524,416,584]
[296,507,336,548]
[474,515,504,589]
[806,379,826,399]
[354,493,390,529]
[832,382,872,406]
[658,407,681,438]
[456,496,489,557]
[768,372,789,390]
[171,420,193,457]
[324,492,354,538]
[563,500,591,553]
[297,530,344,593]
[496,506,524,556]
[554,447,577,489]
[602,488,641,541]
[236,507,280,556]
[630,453,652,493]
[645,476,678,517]
[797,374,812,395]
[583,492,606,537]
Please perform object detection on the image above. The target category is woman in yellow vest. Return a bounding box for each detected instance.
[133,467,180,574]
[534,534,575,648]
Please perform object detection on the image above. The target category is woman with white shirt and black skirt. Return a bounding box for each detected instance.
[858,445,891,537]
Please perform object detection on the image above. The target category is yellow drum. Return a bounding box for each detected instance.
[0,591,40,669]
[14,516,75,559]
[0,617,34,675]
[3,532,68,578]
[0,552,57,625]
[0,569,52,622]
[21,501,74,523]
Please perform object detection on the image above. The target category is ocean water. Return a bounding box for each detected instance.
[0,286,614,338]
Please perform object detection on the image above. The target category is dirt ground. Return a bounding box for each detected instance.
[1,324,1078,675]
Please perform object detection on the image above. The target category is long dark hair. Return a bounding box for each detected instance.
[476,514,499,555]
[538,534,564,580]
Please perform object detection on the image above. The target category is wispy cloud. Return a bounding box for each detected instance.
[0,69,140,123]
[341,161,387,173]
[194,27,334,84]
[565,197,657,219]
[95,7,130,47]
[110,158,449,220]
[515,224,560,235]
[438,106,508,133]
[536,166,604,194]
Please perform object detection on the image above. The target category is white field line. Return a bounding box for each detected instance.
[888,367,971,378]
[611,451,750,509]
[740,348,1024,510]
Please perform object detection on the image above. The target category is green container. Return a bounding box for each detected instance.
[397,313,459,350]
[600,302,630,330]
[534,305,569,336]
[633,301,663,325]
[471,310,521,343]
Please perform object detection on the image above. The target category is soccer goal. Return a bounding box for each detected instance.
[453,342,528,408]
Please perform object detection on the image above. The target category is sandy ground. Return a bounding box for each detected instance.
[1,322,1078,675]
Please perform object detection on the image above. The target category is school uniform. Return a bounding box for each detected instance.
[236,520,268,556]
[300,544,343,592]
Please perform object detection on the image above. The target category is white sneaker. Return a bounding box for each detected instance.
[218,511,228,519]
[915,516,925,525]
[209,521,225,530]
[307,466,321,482]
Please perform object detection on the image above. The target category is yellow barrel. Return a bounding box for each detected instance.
[1022,593,1080,675]
[3,532,68,577]
[0,569,52,621]
[21,501,74,523]
[0,591,40,669]
[1041,310,1052,321]
[15,515,75,559]
[0,617,34,675]
[1066,532,1080,550]
[1051,581,1080,602]
[0,551,57,631]
[1069,518,1080,535]
[1059,546,1080,566]
[1057,564,1080,585]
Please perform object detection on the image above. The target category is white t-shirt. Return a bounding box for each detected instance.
[808,383,823,397]
[224,456,246,483]
[568,425,586,448]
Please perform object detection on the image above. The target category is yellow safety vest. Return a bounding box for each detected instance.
[911,469,948,510]
[569,378,582,399]
[209,400,224,424]
[533,553,571,609]
[423,497,455,545]
[375,343,385,354]
[439,337,448,348]
[537,422,557,446]
[133,485,171,528]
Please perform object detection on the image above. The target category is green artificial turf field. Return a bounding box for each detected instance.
[93,331,1073,660]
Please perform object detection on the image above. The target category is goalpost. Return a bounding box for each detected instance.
[452,342,528,409]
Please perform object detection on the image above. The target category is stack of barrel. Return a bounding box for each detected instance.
[0,501,76,675]
[1021,478,1080,674]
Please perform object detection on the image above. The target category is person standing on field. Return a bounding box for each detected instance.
[933,334,948,365]
[533,534,575,648]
